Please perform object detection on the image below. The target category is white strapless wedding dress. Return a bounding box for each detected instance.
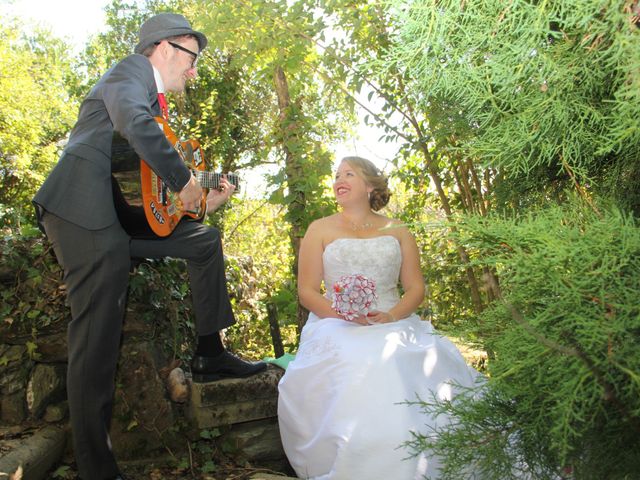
[278,236,482,480]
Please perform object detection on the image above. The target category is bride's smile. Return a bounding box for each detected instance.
[335,185,350,196]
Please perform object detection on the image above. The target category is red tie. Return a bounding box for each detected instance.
[157,92,169,120]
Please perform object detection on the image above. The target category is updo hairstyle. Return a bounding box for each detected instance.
[341,156,391,211]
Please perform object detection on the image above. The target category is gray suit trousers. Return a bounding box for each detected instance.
[41,210,234,479]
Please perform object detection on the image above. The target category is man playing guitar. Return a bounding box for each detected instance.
[33,13,265,480]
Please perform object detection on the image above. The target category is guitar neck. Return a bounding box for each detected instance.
[195,172,240,191]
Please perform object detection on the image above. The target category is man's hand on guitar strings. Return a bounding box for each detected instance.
[206,175,235,213]
[179,174,204,212]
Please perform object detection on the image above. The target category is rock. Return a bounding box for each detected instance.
[166,367,189,403]
[188,366,292,474]
[221,418,290,472]
[26,363,66,418]
[0,390,27,425]
[109,341,176,460]
[0,345,31,395]
[43,401,68,423]
[34,332,68,363]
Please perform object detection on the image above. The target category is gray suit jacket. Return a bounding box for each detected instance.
[34,54,191,230]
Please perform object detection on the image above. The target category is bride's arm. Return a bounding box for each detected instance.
[394,225,426,319]
[298,221,342,319]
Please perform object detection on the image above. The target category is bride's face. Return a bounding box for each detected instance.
[333,161,371,205]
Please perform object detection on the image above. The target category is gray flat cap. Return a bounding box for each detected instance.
[134,13,208,54]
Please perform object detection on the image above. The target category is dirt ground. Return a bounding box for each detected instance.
[1,421,295,480]
[51,458,293,480]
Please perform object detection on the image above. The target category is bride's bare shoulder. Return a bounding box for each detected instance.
[304,214,346,249]
[308,214,340,231]
[305,214,341,239]
[375,215,404,230]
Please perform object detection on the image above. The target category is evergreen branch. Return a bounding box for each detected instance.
[560,156,601,217]
[485,264,640,437]
[563,333,640,436]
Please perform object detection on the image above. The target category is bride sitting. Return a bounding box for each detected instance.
[277,156,482,479]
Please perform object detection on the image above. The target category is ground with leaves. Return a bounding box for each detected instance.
[1,420,295,480]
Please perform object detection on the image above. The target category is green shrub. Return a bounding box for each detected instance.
[408,201,640,479]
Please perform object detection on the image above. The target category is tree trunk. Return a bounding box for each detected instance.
[417,143,484,314]
[273,65,309,334]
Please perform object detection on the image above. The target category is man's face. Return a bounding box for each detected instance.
[162,37,199,93]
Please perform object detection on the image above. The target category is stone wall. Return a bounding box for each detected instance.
[0,241,290,474]
[0,296,287,470]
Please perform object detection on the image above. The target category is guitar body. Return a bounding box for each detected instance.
[112,116,239,238]
[140,118,207,237]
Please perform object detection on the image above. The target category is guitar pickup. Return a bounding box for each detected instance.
[160,182,168,206]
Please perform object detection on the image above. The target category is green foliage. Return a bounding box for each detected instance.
[217,197,301,356]
[169,427,239,476]
[176,52,275,172]
[51,465,74,479]
[391,0,640,211]
[0,17,79,227]
[127,258,197,363]
[409,201,640,478]
[0,235,67,337]
[192,0,355,229]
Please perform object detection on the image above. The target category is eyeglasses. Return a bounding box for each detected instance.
[167,41,199,68]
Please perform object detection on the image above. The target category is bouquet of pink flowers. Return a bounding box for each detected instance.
[331,274,377,321]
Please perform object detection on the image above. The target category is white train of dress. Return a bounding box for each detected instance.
[278,236,481,479]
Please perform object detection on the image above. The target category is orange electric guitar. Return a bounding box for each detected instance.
[111,117,239,238]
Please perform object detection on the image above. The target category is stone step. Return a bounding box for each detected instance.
[187,364,284,428]
[187,365,293,474]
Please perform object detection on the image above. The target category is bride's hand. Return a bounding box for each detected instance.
[348,314,370,326]
[365,310,396,324]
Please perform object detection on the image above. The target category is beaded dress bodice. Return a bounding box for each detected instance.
[322,235,402,312]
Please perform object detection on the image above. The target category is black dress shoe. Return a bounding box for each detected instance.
[191,350,267,382]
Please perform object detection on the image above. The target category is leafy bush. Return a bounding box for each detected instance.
[217,197,300,357]
[408,200,640,479]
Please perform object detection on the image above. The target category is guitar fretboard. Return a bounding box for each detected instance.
[194,172,240,191]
